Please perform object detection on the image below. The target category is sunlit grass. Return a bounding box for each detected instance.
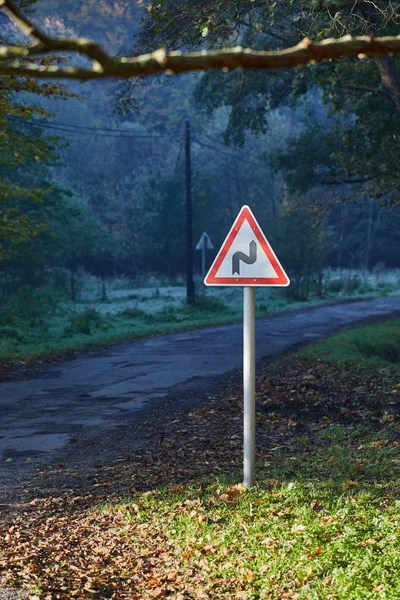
[1,320,399,598]
[95,321,400,599]
[106,417,400,599]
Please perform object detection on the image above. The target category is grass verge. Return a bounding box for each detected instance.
[1,271,399,376]
[0,320,399,598]
[299,318,400,367]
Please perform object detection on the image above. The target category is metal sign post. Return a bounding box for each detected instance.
[201,235,207,278]
[204,206,290,489]
[243,286,256,489]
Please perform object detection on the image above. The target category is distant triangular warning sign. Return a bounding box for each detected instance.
[204,205,290,286]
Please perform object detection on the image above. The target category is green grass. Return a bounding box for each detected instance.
[102,418,400,599]
[99,320,400,599]
[0,289,333,361]
[112,429,400,599]
[1,268,399,363]
[299,319,400,367]
[1,319,399,598]
[0,296,241,361]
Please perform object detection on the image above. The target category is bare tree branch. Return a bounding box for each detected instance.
[1,0,400,80]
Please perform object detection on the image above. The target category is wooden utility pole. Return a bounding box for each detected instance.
[184,119,195,303]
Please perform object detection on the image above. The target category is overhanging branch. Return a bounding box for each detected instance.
[1,0,400,80]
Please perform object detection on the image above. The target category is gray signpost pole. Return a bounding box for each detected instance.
[202,236,207,278]
[243,286,256,489]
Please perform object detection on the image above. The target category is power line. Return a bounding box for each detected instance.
[195,131,269,164]
[192,138,269,170]
[5,116,270,168]
[6,115,181,139]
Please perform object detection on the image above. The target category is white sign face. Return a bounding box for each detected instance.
[204,205,290,287]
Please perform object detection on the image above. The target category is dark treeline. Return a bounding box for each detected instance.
[1,0,399,304]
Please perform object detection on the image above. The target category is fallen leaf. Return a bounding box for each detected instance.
[321,516,336,525]
[291,524,306,534]
[310,500,323,512]
[360,538,377,546]
[307,546,323,558]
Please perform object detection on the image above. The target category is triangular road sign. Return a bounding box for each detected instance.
[196,231,214,250]
[204,205,290,286]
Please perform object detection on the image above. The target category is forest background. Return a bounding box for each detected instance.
[1,0,400,362]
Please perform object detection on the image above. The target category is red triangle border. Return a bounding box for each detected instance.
[204,206,290,286]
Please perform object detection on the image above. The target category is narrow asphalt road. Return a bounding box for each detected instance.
[0,295,398,488]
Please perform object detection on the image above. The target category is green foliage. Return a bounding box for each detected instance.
[0,326,27,343]
[0,285,65,345]
[0,269,398,363]
[64,308,110,336]
[0,0,78,258]
[0,286,64,327]
[300,319,400,367]
[100,350,400,598]
[353,332,400,364]
[273,194,325,301]
[120,307,147,319]
[0,1,398,351]
[141,0,400,207]
[190,294,227,313]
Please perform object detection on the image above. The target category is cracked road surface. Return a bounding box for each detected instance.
[0,295,398,488]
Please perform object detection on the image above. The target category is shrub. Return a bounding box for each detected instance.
[120,307,147,319]
[324,278,344,294]
[64,309,109,336]
[145,306,181,323]
[190,294,227,313]
[0,286,64,327]
[258,302,268,313]
[353,339,400,364]
[0,326,26,342]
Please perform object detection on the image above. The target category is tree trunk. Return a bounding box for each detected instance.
[71,271,76,302]
[373,56,400,112]
[101,275,107,302]
[365,197,373,270]
[359,6,400,112]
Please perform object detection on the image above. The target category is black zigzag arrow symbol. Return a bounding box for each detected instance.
[232,240,257,275]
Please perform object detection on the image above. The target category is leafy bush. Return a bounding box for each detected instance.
[258,302,268,314]
[353,338,400,363]
[0,326,26,342]
[120,307,147,319]
[189,294,227,313]
[150,288,161,299]
[64,309,110,336]
[324,274,369,295]
[145,306,181,323]
[301,319,400,366]
[324,278,344,294]
[0,286,64,327]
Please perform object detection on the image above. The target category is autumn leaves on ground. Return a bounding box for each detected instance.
[0,320,399,599]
